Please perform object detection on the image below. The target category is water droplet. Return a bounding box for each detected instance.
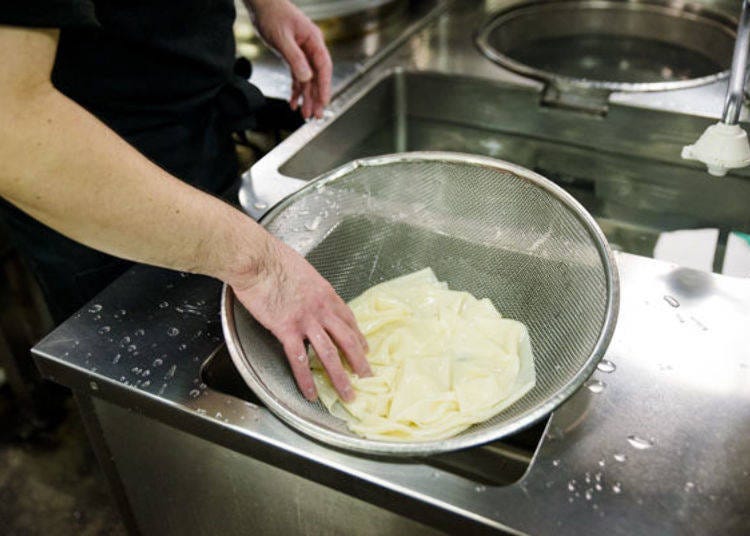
[474,484,486,493]
[613,453,627,463]
[120,336,131,345]
[178,343,187,351]
[127,344,137,353]
[158,383,168,395]
[89,381,98,391]
[253,201,268,210]
[552,459,560,467]
[199,382,207,390]
[88,304,103,313]
[142,369,150,377]
[164,364,177,379]
[142,380,151,387]
[152,358,163,367]
[597,459,606,468]
[684,482,695,492]
[585,472,591,484]
[595,484,603,491]
[167,327,180,337]
[567,481,576,492]
[663,295,680,308]
[118,309,127,316]
[134,328,145,336]
[93,314,102,321]
[585,379,606,393]
[431,471,441,479]
[612,482,622,494]
[597,359,616,373]
[98,326,111,335]
[305,216,322,231]
[568,497,574,503]
[159,301,169,309]
[196,408,207,415]
[627,435,655,450]
[112,354,121,364]
[594,472,602,482]
[215,412,223,419]
[189,389,201,398]
[585,489,593,501]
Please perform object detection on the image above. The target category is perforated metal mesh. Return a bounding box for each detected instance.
[224,152,618,455]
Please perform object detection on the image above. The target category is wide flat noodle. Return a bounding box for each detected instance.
[311,268,536,442]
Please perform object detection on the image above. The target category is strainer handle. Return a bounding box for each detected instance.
[239,168,307,220]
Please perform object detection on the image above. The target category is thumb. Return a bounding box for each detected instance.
[276,32,313,83]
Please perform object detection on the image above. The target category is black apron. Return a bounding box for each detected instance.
[0,0,266,323]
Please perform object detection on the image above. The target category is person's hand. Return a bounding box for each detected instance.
[230,236,370,402]
[249,0,332,119]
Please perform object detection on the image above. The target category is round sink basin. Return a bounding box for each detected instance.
[476,0,736,92]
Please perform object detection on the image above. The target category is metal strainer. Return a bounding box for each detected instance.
[222,152,619,455]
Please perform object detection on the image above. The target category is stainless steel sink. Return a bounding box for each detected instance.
[247,70,750,272]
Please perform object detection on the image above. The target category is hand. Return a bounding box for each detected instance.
[230,237,370,402]
[249,0,333,119]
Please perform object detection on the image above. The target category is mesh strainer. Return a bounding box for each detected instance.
[222,152,619,455]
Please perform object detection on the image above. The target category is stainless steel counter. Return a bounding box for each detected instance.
[33,1,750,534]
[34,253,750,534]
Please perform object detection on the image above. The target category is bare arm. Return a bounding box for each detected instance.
[0,26,368,400]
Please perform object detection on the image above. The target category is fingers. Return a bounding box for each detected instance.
[324,314,371,378]
[289,79,302,111]
[281,336,317,402]
[305,40,332,118]
[277,29,313,83]
[333,301,369,353]
[306,324,354,402]
[301,81,314,120]
[298,27,331,118]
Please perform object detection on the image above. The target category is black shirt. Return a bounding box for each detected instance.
[1,0,265,189]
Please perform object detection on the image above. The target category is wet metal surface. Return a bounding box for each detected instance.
[33,254,750,534]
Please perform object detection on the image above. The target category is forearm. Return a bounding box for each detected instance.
[0,81,269,286]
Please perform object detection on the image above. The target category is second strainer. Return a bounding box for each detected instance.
[222,152,619,455]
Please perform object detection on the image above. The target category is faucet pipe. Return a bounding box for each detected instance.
[722,0,750,125]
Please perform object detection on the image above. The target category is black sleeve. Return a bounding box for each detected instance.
[0,0,98,29]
